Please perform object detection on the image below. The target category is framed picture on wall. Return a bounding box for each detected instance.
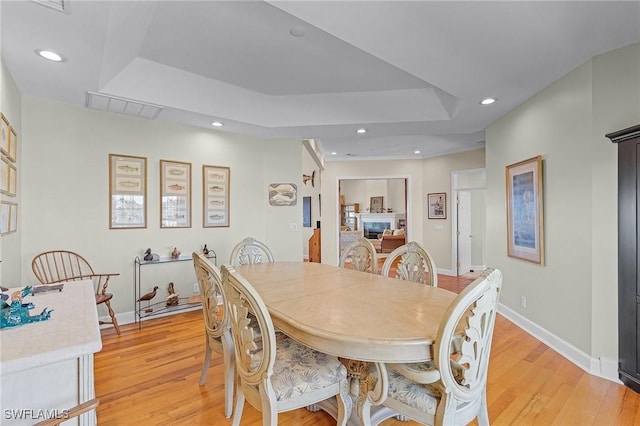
[428,193,446,219]
[161,159,192,228]
[303,196,311,227]
[0,156,8,194]
[109,153,147,229]
[7,163,16,196]
[0,114,9,157]
[7,126,17,162]
[0,201,9,234]
[8,202,17,233]
[506,155,544,265]
[203,164,230,227]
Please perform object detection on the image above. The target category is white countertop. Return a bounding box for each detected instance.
[0,280,102,375]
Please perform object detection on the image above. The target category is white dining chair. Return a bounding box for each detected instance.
[359,268,503,426]
[229,237,274,266]
[380,241,438,287]
[192,252,235,418]
[221,264,352,426]
[339,237,378,274]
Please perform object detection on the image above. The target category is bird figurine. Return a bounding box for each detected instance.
[166,282,179,307]
[170,247,180,260]
[138,286,158,302]
[143,248,154,262]
[203,244,209,255]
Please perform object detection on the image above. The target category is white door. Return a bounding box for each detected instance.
[457,191,472,275]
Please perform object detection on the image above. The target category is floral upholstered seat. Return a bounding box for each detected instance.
[221,264,351,426]
[359,269,503,426]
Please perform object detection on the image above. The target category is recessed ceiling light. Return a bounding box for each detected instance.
[331,152,337,156]
[35,49,65,62]
[289,25,306,37]
[356,128,367,134]
[211,121,223,127]
[480,97,496,105]
[414,150,421,154]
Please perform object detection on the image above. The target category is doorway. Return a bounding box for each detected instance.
[338,177,409,257]
[451,169,486,275]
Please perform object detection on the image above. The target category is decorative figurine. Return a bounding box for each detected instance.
[137,285,158,313]
[203,244,209,255]
[1,286,53,329]
[166,282,179,307]
[170,247,180,260]
[143,248,154,262]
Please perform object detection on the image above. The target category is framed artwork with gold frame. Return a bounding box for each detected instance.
[203,164,230,227]
[0,113,9,157]
[109,153,147,229]
[7,163,16,196]
[506,155,544,265]
[160,159,191,228]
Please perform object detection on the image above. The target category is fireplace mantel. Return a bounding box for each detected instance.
[356,213,405,228]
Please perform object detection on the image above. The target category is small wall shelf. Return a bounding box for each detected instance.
[134,251,216,328]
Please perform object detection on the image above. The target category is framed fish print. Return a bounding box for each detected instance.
[506,155,544,265]
[0,201,10,235]
[0,113,9,157]
[7,126,17,162]
[0,156,8,195]
[161,159,191,228]
[109,153,147,229]
[7,162,16,196]
[203,164,230,227]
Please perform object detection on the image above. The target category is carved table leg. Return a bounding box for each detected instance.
[339,358,370,398]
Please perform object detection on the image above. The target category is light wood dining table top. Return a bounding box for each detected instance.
[233,261,457,363]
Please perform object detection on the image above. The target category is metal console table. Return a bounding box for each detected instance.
[134,251,217,328]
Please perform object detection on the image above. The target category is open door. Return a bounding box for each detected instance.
[457,191,472,275]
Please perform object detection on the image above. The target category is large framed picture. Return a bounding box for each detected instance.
[109,153,147,229]
[203,164,230,227]
[161,159,191,228]
[428,193,446,219]
[506,155,544,265]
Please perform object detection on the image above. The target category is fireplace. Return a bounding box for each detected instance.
[363,222,390,239]
[356,213,406,239]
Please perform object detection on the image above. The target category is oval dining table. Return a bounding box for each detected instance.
[231,261,458,425]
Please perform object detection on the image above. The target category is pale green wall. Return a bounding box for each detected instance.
[422,149,486,272]
[0,57,21,287]
[20,97,303,318]
[486,43,640,359]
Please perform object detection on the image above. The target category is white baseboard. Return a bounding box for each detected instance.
[497,303,621,385]
[438,268,456,276]
[99,305,202,329]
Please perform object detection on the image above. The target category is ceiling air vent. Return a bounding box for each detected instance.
[30,0,66,12]
[85,92,163,120]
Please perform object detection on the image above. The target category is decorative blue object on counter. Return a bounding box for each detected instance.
[0,286,53,329]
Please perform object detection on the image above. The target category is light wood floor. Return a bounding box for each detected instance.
[95,273,640,425]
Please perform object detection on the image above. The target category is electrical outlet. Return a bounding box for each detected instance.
[193,283,199,293]
[520,296,527,308]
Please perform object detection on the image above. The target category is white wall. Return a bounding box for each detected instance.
[340,178,406,214]
[486,43,640,372]
[20,97,303,319]
[301,146,321,257]
[0,57,21,286]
